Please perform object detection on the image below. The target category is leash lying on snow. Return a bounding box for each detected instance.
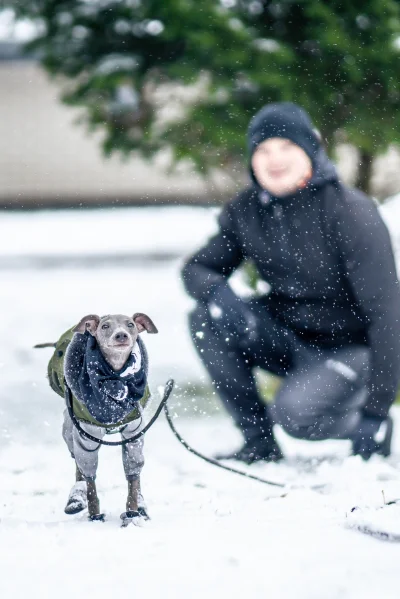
[163,397,400,542]
[65,378,174,447]
[163,399,326,492]
[164,404,400,542]
[346,503,400,543]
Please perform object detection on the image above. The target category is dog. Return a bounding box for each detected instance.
[58,312,158,523]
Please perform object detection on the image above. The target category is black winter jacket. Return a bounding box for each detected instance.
[182,152,400,419]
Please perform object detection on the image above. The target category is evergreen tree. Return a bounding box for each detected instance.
[8,0,400,192]
[236,0,400,191]
[8,0,266,171]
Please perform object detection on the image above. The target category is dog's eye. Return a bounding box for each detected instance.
[127,322,134,328]
[101,324,109,330]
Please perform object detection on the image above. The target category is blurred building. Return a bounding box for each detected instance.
[0,40,233,209]
[1,34,400,209]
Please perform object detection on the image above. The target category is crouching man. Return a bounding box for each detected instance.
[181,102,400,464]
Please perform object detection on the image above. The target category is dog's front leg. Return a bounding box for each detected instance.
[121,476,149,526]
[87,479,101,518]
[76,463,85,482]
[64,463,88,515]
[121,431,149,521]
[126,477,140,512]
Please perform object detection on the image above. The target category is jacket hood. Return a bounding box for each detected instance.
[247,101,338,202]
[248,102,320,162]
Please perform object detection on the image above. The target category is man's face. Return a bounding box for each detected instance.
[251,137,312,197]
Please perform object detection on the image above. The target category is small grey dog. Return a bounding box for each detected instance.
[62,313,158,523]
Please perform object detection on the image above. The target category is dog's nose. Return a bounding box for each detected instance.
[115,332,129,342]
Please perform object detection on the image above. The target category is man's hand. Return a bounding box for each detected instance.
[351,414,391,460]
[208,284,258,346]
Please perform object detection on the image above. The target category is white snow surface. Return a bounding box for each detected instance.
[0,206,220,259]
[1,203,400,598]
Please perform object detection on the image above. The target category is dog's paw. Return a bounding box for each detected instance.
[137,506,150,520]
[88,513,106,522]
[120,510,147,527]
[64,481,87,515]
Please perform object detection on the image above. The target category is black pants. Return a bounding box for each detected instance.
[189,299,370,443]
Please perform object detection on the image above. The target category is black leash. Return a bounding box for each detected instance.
[65,379,174,446]
[163,401,288,488]
[163,401,328,491]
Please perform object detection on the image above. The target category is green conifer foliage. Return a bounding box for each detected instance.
[8,1,400,190]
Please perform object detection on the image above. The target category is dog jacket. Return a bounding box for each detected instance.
[47,326,150,428]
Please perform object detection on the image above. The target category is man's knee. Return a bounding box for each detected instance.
[273,387,365,441]
[272,395,323,439]
[273,347,370,441]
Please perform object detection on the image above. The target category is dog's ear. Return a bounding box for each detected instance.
[73,315,100,335]
[133,313,158,334]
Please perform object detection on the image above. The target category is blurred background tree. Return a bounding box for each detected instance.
[7,0,400,193]
[236,0,400,193]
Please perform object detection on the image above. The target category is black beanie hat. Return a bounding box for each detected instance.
[248,102,320,162]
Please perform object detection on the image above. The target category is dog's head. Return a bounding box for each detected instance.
[74,313,158,370]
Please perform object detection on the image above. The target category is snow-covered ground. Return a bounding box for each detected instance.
[1,204,400,599]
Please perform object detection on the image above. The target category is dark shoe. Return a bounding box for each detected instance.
[376,415,393,458]
[351,415,393,460]
[214,436,283,464]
